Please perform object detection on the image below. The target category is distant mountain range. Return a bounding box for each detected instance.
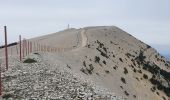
[165,55,170,60]
[161,54,170,61]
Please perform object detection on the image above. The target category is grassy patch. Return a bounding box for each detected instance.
[2,93,14,99]
[34,53,40,55]
[23,58,37,63]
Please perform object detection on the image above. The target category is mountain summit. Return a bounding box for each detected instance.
[1,26,170,100]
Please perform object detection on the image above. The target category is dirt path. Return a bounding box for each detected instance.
[80,29,88,47]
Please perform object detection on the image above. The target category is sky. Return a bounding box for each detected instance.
[0,0,170,55]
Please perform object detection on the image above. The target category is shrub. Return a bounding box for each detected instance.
[105,70,110,74]
[133,95,136,98]
[138,51,146,62]
[143,74,148,79]
[103,60,106,65]
[86,64,94,74]
[124,68,128,74]
[138,70,142,74]
[66,64,71,69]
[150,86,156,92]
[121,77,126,84]
[95,56,100,63]
[23,58,37,63]
[124,91,129,96]
[96,48,109,59]
[80,68,87,75]
[119,58,123,62]
[146,45,151,49]
[34,53,40,55]
[83,61,86,67]
[103,47,107,53]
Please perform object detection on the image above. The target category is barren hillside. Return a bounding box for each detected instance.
[0,26,170,100]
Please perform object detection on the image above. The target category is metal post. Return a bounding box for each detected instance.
[28,41,29,55]
[30,42,32,53]
[37,43,38,52]
[19,35,22,61]
[0,67,2,96]
[25,40,27,56]
[4,26,8,70]
[22,39,25,58]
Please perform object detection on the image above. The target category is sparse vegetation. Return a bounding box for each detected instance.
[95,56,100,63]
[80,68,87,75]
[133,68,137,73]
[34,53,40,55]
[96,48,109,59]
[23,58,37,63]
[83,61,86,67]
[136,50,146,63]
[125,53,135,58]
[124,68,128,74]
[150,86,156,92]
[103,60,106,65]
[66,64,71,69]
[138,70,142,74]
[133,95,136,98]
[96,73,99,76]
[120,86,123,89]
[105,70,110,74]
[146,44,151,49]
[96,40,109,59]
[119,58,123,62]
[124,91,129,96]
[86,64,94,74]
[162,96,166,100]
[2,93,14,99]
[103,47,107,53]
[121,77,126,84]
[143,74,148,79]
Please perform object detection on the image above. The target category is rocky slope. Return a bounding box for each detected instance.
[1,53,122,100]
[0,26,170,100]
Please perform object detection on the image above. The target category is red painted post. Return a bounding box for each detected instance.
[0,67,2,96]
[39,44,41,52]
[38,43,39,52]
[19,35,22,61]
[25,40,27,56]
[16,45,18,55]
[22,39,24,58]
[34,42,36,52]
[45,45,46,52]
[4,26,8,70]
[36,43,38,52]
[28,41,30,55]
[35,43,38,52]
[10,48,12,55]
[30,42,32,53]
[48,46,50,52]
[41,45,42,52]
[43,45,45,52]
[38,44,39,52]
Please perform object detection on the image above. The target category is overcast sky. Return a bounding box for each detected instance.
[0,0,170,54]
